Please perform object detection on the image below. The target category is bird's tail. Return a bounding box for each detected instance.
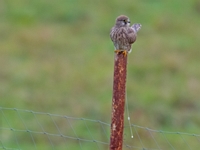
[131,23,142,33]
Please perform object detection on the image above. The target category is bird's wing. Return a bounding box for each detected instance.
[131,23,142,33]
[110,27,116,42]
[127,28,136,44]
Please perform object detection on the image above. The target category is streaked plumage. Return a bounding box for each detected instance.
[110,15,141,54]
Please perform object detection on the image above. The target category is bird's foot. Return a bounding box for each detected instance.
[114,50,121,55]
[114,50,127,57]
[122,51,127,57]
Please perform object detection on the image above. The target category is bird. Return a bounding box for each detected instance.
[110,15,141,56]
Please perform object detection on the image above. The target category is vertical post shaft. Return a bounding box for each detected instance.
[110,52,127,150]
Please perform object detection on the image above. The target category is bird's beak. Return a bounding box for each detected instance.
[126,20,130,23]
[125,20,130,25]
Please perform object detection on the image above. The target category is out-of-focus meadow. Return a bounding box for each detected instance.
[1,0,200,149]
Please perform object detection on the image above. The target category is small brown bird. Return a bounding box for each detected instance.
[110,15,141,56]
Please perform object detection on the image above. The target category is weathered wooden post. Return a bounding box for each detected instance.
[110,52,127,150]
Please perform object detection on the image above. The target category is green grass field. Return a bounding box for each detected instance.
[1,0,200,149]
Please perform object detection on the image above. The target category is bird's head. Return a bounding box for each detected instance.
[115,15,130,27]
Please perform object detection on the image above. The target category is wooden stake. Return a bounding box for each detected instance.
[110,52,127,150]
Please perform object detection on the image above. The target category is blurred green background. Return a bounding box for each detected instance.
[1,0,200,149]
